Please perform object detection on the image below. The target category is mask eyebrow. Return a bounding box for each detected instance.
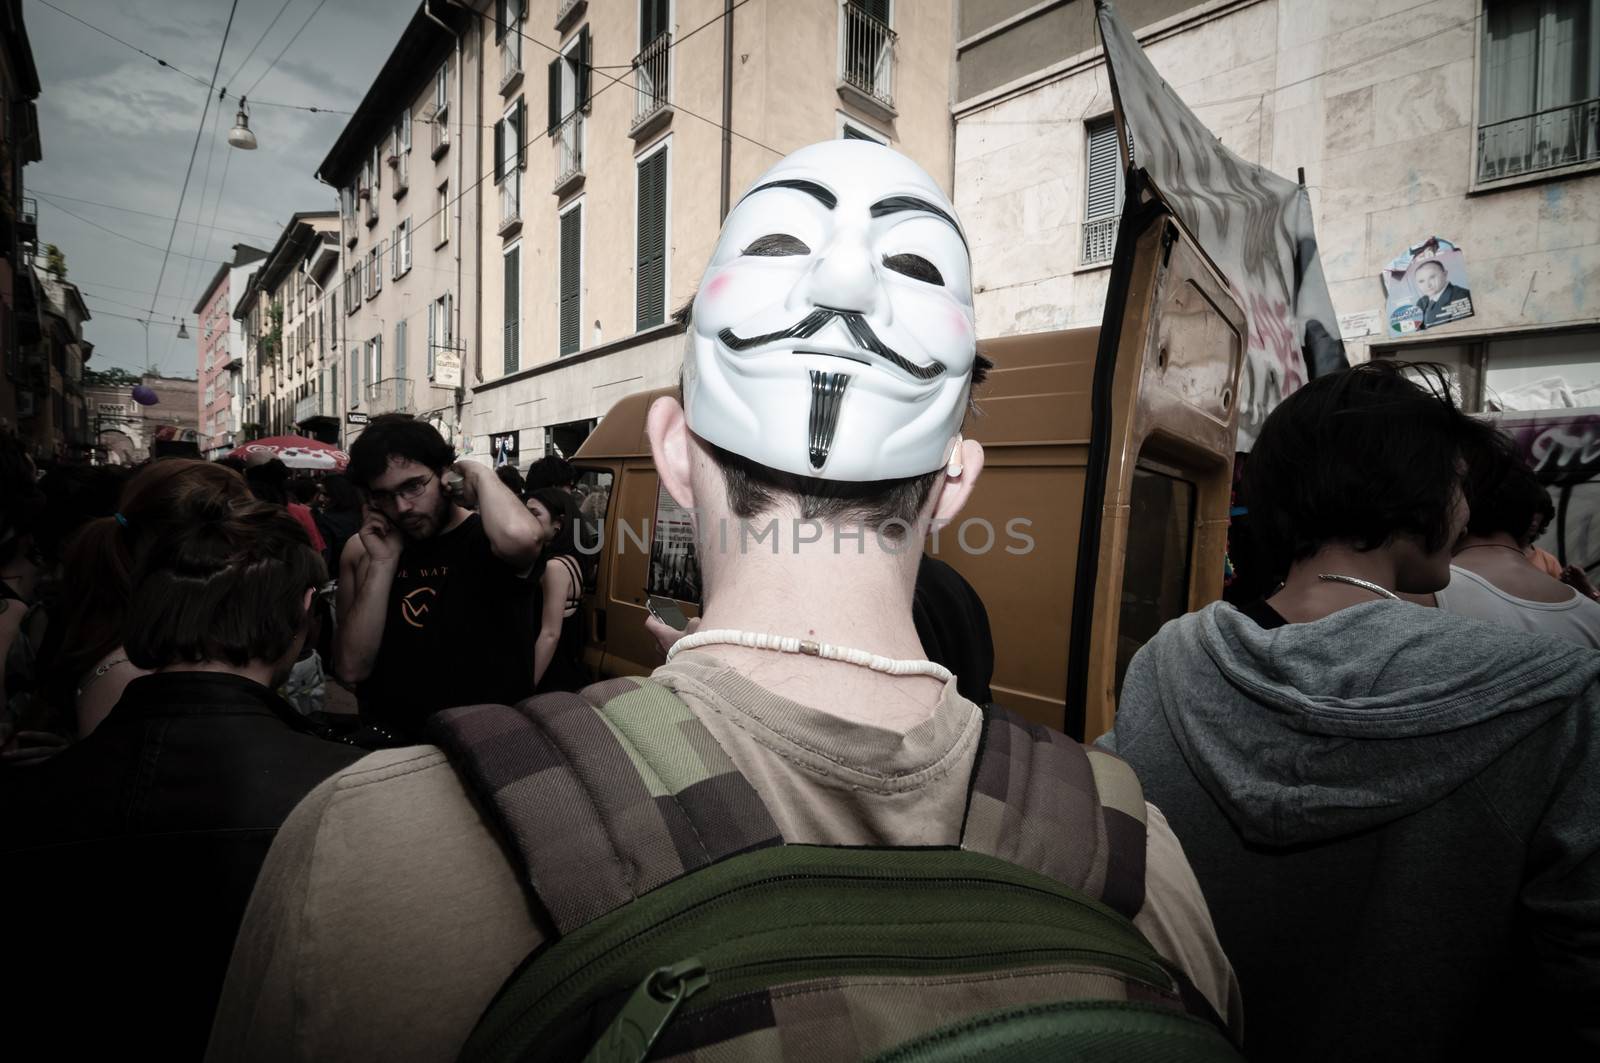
[870,195,967,248]
[741,179,837,209]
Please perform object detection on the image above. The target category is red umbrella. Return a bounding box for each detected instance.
[227,435,349,471]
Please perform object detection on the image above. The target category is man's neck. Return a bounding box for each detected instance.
[1269,544,1406,623]
[692,539,942,729]
[159,660,277,687]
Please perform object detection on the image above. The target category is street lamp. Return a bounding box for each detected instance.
[228,98,258,150]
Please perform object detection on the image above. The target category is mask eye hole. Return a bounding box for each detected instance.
[883,253,944,286]
[742,234,811,257]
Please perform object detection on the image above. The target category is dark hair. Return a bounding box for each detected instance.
[707,443,938,538]
[528,487,579,557]
[289,476,321,505]
[1460,429,1550,547]
[321,473,361,514]
[495,464,526,496]
[0,433,43,569]
[214,455,248,473]
[51,460,251,688]
[525,455,577,491]
[245,458,291,505]
[125,498,327,669]
[34,464,132,565]
[347,414,456,489]
[1243,361,1494,572]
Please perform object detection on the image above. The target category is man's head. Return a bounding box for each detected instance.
[525,455,577,493]
[1414,259,1449,299]
[1244,361,1491,593]
[347,414,457,540]
[124,497,327,686]
[1459,428,1551,550]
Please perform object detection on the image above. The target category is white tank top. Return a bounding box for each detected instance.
[1434,565,1600,649]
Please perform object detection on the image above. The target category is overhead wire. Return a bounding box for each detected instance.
[40,198,232,264]
[223,0,298,91]
[243,0,333,99]
[33,192,275,241]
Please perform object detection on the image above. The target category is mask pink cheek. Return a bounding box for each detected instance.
[948,309,972,336]
[704,273,734,302]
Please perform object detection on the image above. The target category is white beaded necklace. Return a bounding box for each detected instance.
[666,627,954,682]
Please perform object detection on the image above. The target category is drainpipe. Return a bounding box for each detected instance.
[316,174,347,450]
[430,1,471,447]
[720,0,733,221]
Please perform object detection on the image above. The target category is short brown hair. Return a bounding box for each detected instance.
[124,498,327,670]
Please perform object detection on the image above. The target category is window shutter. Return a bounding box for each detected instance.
[444,293,453,345]
[391,227,400,278]
[395,319,407,382]
[402,107,412,152]
[857,0,890,25]
[373,334,382,383]
[577,27,592,111]
[515,97,527,170]
[548,58,562,133]
[495,0,506,42]
[1085,117,1123,220]
[504,246,520,375]
[644,0,669,46]
[427,300,437,375]
[636,148,667,330]
[402,219,412,272]
[351,344,361,397]
[560,207,581,355]
[494,117,506,183]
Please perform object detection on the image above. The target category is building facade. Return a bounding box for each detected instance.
[317,2,484,453]
[465,0,957,463]
[233,215,341,441]
[27,266,91,459]
[0,0,42,441]
[194,243,267,457]
[86,373,199,466]
[952,0,1598,391]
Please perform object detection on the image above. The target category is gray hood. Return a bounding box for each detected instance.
[1117,600,1600,847]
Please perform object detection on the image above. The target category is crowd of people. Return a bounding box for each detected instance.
[2,141,1597,1061]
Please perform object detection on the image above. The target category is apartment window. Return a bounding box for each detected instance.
[349,260,363,309]
[350,344,361,400]
[437,180,451,245]
[428,292,453,377]
[395,217,412,277]
[495,98,526,228]
[840,0,896,110]
[392,107,412,194]
[395,318,407,382]
[432,60,451,155]
[1082,116,1124,266]
[1477,0,1599,184]
[497,0,525,88]
[559,204,582,355]
[504,243,521,374]
[546,26,593,134]
[636,143,668,330]
[367,335,383,393]
[633,2,670,129]
[366,244,384,297]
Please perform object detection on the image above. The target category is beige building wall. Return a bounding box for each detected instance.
[468,0,957,463]
[953,0,1600,372]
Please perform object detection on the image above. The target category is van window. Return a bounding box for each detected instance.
[1115,465,1195,698]
[648,481,701,602]
[573,468,613,591]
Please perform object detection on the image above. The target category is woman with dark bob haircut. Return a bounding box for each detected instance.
[1099,361,1600,1061]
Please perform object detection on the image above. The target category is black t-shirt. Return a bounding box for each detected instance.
[1237,598,1289,630]
[359,513,538,740]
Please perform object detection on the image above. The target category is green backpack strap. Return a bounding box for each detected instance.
[427,676,783,936]
[961,703,1148,919]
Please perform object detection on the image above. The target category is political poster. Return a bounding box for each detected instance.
[1382,237,1475,336]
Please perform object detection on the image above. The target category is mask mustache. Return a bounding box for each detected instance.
[717,307,945,381]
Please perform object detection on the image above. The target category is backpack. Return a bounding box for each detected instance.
[428,676,1242,1062]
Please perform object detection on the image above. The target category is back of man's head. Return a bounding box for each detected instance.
[525,455,577,492]
[347,414,456,490]
[1461,430,1549,548]
[672,139,989,541]
[125,497,327,672]
[1244,361,1494,575]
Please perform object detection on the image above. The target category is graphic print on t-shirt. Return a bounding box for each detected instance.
[401,586,437,628]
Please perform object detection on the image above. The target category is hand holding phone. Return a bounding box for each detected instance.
[646,595,689,631]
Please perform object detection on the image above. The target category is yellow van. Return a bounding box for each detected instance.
[568,200,1245,741]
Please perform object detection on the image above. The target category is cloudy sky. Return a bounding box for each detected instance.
[26,0,415,377]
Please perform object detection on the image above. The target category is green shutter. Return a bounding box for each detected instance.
[495,0,506,42]
[560,207,581,355]
[547,57,563,133]
[504,246,521,374]
[494,117,505,183]
[636,148,667,330]
[577,27,592,111]
[515,97,527,169]
[395,319,407,381]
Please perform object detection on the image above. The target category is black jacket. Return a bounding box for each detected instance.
[0,671,366,1060]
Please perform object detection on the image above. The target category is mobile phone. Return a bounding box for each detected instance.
[646,595,689,631]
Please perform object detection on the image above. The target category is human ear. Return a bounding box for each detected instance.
[646,396,697,510]
[931,438,985,524]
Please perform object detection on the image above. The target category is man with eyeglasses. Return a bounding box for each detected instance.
[336,414,547,742]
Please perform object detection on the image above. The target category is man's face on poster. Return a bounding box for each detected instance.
[1415,261,1449,299]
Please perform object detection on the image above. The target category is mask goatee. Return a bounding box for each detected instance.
[807,370,850,471]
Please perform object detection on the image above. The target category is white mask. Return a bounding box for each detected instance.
[683,140,976,481]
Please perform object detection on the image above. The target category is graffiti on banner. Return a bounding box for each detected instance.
[1499,412,1600,576]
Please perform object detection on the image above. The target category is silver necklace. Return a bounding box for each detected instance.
[1317,574,1400,601]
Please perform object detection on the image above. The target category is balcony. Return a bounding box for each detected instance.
[293,390,335,425]
[630,32,672,141]
[1081,215,1118,267]
[499,35,523,96]
[837,3,896,122]
[431,108,450,159]
[363,376,414,416]
[553,110,584,197]
[17,195,36,242]
[498,170,522,236]
[555,0,585,33]
[1476,98,1600,186]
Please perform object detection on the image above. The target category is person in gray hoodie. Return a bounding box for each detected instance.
[1100,361,1600,1061]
